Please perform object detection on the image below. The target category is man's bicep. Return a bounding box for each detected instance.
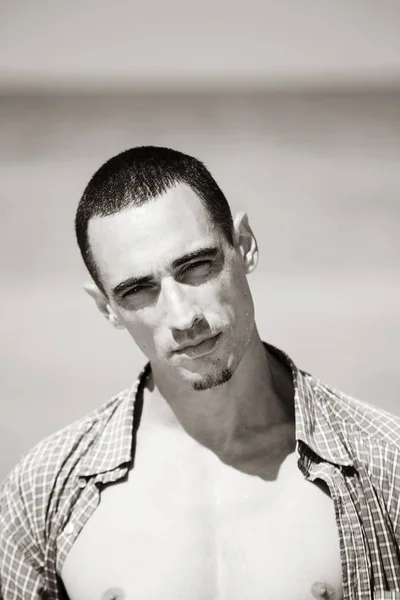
[0,469,48,599]
[387,447,400,551]
[0,533,48,599]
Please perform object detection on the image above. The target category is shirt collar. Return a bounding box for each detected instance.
[78,362,150,477]
[265,343,353,467]
[79,343,353,477]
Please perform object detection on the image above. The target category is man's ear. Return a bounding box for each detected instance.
[232,211,259,274]
[82,281,125,329]
[82,281,109,316]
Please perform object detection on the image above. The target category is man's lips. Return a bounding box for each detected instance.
[172,333,221,356]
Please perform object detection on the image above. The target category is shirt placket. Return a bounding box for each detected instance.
[301,455,373,600]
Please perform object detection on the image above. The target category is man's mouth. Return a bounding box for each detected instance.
[173,333,221,358]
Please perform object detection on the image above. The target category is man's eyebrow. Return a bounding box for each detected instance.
[112,275,153,298]
[171,246,220,269]
[111,246,221,298]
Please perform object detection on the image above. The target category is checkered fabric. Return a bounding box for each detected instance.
[0,344,399,599]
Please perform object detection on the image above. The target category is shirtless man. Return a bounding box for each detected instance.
[1,146,399,600]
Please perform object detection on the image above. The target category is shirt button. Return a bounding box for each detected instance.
[77,478,87,488]
[65,522,74,536]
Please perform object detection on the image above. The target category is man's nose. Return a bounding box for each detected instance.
[161,278,202,331]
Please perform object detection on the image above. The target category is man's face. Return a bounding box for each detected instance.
[88,184,257,390]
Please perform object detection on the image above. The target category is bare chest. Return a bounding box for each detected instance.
[61,428,343,600]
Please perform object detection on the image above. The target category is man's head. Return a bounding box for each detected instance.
[75,146,259,391]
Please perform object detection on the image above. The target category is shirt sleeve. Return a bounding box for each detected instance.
[0,464,49,599]
[388,445,400,550]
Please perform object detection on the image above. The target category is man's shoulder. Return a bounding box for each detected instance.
[0,386,132,498]
[311,375,400,451]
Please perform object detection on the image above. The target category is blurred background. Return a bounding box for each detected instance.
[1,1,400,480]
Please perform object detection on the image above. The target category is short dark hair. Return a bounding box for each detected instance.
[75,146,234,294]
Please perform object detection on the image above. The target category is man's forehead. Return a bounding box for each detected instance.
[88,185,215,243]
[88,191,224,289]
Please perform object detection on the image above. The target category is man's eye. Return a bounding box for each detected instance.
[123,285,147,297]
[184,261,212,274]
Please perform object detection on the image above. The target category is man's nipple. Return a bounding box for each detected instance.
[101,588,125,600]
[311,581,336,599]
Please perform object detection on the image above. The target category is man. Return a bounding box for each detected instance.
[0,146,399,600]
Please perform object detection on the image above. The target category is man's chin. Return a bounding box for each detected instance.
[190,368,233,392]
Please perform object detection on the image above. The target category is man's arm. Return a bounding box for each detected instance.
[380,435,400,560]
[0,465,48,599]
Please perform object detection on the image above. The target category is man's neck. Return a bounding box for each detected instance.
[142,331,296,473]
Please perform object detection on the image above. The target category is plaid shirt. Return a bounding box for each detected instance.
[1,343,400,600]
